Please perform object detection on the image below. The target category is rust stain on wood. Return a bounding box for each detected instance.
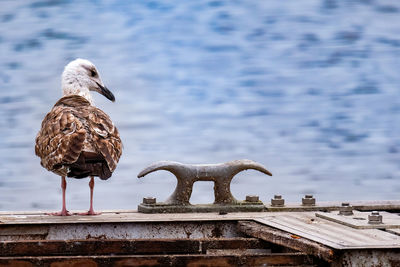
[0,254,314,266]
[0,238,271,257]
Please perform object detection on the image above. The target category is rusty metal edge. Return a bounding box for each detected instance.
[138,203,264,213]
[315,212,400,230]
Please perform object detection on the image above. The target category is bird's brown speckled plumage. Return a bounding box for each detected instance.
[35,95,122,180]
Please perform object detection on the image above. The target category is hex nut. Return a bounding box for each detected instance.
[143,197,156,205]
[339,202,353,216]
[302,195,316,206]
[246,195,259,202]
[271,195,285,207]
[368,211,383,224]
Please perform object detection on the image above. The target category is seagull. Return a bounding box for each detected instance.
[35,59,122,216]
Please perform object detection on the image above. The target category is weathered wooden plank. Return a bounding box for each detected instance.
[0,211,265,225]
[387,228,400,236]
[0,225,49,241]
[0,253,314,267]
[262,213,377,247]
[237,221,335,262]
[1,221,244,241]
[254,212,400,249]
[0,238,266,257]
[0,239,199,256]
[200,238,269,253]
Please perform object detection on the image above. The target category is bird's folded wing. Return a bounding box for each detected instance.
[87,106,122,172]
[35,106,86,173]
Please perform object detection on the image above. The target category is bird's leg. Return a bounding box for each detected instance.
[47,176,71,216]
[77,176,101,215]
[88,176,98,215]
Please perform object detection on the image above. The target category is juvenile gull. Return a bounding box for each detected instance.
[35,59,122,216]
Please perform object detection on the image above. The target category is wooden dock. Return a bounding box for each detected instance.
[0,200,399,266]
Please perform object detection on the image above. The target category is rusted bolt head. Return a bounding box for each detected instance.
[143,197,156,205]
[271,195,285,207]
[302,195,315,206]
[339,202,353,216]
[246,195,259,202]
[368,211,383,224]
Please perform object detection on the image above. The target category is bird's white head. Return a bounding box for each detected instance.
[61,58,115,104]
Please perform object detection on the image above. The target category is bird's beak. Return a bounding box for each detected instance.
[96,82,115,102]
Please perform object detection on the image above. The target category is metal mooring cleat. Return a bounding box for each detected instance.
[137,159,272,213]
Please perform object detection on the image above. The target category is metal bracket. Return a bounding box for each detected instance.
[137,159,272,213]
[316,210,400,229]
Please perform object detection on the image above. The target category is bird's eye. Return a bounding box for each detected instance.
[90,70,97,77]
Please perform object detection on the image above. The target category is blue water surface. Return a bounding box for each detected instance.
[0,0,399,211]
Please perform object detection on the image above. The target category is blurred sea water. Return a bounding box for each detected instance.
[0,0,399,211]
